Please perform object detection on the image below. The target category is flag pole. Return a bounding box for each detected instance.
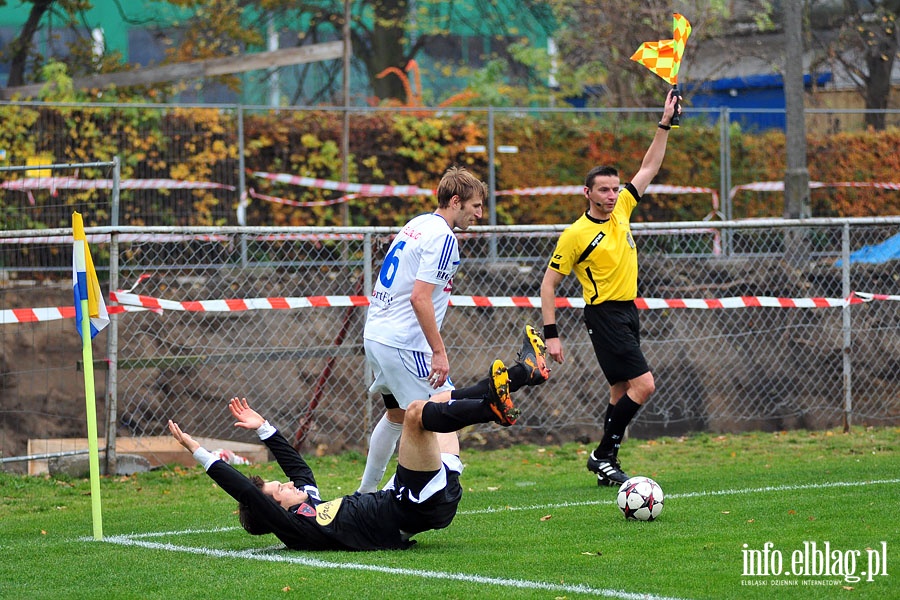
[73,211,104,540]
[80,305,104,540]
[671,84,682,128]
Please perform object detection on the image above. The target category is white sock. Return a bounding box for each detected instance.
[357,414,403,493]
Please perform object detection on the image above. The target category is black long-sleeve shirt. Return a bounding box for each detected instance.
[200,427,413,551]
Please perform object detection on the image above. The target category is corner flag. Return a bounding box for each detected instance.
[72,211,107,540]
[72,212,109,338]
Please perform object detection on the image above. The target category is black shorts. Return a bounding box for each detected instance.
[584,300,650,385]
[392,460,462,535]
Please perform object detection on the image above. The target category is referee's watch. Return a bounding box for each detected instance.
[657,121,671,131]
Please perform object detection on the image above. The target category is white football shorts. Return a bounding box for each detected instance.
[364,338,455,408]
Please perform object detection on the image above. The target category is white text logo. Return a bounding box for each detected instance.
[741,541,888,583]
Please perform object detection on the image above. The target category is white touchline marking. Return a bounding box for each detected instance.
[93,478,898,600]
[98,535,688,600]
[459,477,900,515]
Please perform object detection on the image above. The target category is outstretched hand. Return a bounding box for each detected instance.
[229,397,265,430]
[168,419,200,453]
[661,88,680,125]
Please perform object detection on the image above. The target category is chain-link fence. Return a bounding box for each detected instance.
[4,100,900,229]
[2,214,898,473]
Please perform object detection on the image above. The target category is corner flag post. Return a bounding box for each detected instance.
[73,211,110,540]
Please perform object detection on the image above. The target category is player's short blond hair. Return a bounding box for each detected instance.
[436,166,485,208]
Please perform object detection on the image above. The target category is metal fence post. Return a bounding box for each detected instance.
[487,107,498,262]
[237,105,249,268]
[719,106,732,255]
[105,156,120,474]
[841,222,852,432]
[362,231,374,444]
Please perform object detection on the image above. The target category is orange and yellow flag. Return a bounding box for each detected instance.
[630,13,692,85]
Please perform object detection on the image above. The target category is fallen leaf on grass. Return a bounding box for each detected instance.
[540,514,552,521]
[580,551,602,556]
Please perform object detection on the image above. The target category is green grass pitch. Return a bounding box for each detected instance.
[1,426,896,599]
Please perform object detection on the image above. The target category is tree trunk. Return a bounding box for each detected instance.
[783,2,810,220]
[861,2,900,131]
[783,0,811,272]
[864,49,895,131]
[6,0,54,88]
[366,0,409,102]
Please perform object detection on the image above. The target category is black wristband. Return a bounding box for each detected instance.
[657,122,671,131]
[543,323,559,339]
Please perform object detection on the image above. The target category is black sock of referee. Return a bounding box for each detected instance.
[604,402,615,432]
[595,395,641,457]
[421,398,496,432]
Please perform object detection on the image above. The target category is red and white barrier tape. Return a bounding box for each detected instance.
[112,292,866,313]
[496,184,719,209]
[109,292,371,311]
[1,177,235,191]
[252,172,433,197]
[246,188,353,208]
[0,303,147,324]
[2,177,236,206]
[3,291,891,325]
[0,233,234,245]
[729,180,900,200]
[250,172,719,209]
[853,291,900,302]
[451,295,865,309]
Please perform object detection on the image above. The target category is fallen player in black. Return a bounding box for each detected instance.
[167,360,516,551]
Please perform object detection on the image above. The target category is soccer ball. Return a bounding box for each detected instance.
[616,476,664,521]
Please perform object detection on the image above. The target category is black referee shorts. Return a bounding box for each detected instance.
[584,300,651,385]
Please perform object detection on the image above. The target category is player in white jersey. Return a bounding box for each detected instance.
[364,211,460,354]
[358,166,486,493]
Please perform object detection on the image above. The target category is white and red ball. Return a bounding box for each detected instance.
[616,476,664,521]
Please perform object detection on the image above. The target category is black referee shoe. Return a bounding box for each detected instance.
[587,451,629,487]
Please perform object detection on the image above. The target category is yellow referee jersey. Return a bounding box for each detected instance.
[547,184,639,304]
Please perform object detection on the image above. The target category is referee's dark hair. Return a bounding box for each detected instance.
[585,165,619,189]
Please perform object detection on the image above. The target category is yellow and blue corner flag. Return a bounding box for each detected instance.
[72,212,109,338]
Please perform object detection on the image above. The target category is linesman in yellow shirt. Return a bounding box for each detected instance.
[540,89,679,486]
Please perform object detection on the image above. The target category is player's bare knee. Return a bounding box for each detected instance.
[630,373,656,402]
[404,400,427,426]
